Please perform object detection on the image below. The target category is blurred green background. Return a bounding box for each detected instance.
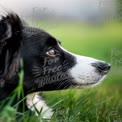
[0,0,122,121]
[0,16,122,122]
[0,20,122,122]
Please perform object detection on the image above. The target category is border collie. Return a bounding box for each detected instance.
[0,12,111,120]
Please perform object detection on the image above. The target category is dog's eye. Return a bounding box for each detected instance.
[47,49,57,56]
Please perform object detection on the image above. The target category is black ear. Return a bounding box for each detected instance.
[0,13,23,82]
[0,13,23,51]
[0,17,11,50]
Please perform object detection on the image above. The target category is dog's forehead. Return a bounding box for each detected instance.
[22,27,50,38]
[22,26,59,46]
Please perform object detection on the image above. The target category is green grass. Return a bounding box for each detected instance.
[0,21,122,122]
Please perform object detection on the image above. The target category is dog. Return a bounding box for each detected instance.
[0,12,111,120]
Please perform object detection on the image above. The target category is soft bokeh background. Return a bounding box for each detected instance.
[0,0,122,121]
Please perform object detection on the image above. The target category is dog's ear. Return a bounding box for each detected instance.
[0,13,23,50]
[0,13,23,52]
[0,13,23,81]
[0,17,11,50]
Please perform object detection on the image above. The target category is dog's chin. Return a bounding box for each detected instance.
[71,75,106,88]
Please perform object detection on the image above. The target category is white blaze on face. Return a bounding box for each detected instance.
[68,54,105,85]
[59,44,107,86]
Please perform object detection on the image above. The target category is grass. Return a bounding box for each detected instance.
[0,21,122,122]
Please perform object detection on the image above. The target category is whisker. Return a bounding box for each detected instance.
[33,66,40,69]
[57,79,69,89]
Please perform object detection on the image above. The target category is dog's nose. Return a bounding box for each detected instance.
[91,62,111,75]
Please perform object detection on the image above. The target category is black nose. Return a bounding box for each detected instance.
[91,62,111,75]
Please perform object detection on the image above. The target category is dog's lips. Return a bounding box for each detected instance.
[74,81,98,88]
[72,74,106,88]
[81,81,98,86]
[71,81,100,89]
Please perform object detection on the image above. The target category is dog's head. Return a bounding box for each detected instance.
[0,13,111,92]
[21,18,111,91]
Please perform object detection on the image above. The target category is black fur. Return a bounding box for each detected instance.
[0,12,76,111]
[0,13,22,101]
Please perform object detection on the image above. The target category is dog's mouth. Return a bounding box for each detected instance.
[70,74,107,88]
[69,62,110,88]
[71,82,98,88]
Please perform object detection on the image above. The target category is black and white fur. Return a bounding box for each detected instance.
[0,12,111,120]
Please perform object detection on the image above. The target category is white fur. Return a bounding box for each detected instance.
[26,92,53,120]
[59,44,106,86]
